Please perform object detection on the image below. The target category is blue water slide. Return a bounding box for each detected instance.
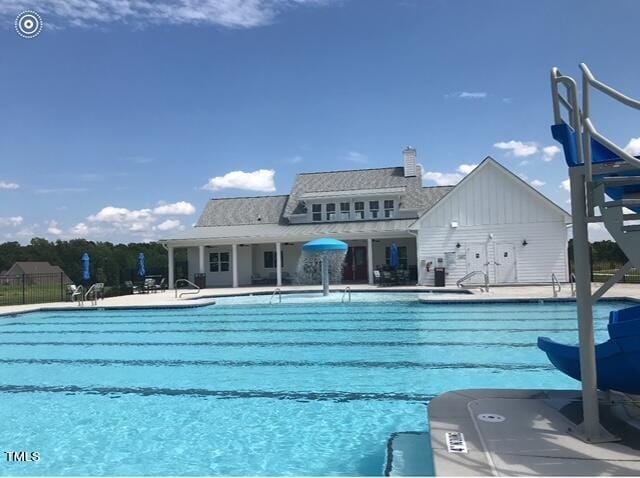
[538,304,640,394]
[551,123,640,213]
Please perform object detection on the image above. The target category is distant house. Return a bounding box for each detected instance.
[160,148,570,288]
[2,262,72,285]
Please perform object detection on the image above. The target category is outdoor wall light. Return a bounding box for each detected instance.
[450,221,459,228]
[522,239,529,246]
[455,242,461,249]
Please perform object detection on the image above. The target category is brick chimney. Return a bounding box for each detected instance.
[403,146,417,177]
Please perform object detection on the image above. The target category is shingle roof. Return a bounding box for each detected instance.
[10,262,66,275]
[196,195,288,227]
[163,218,418,242]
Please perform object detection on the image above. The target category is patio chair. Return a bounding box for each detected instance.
[67,284,83,302]
[123,280,142,294]
[144,278,157,293]
[373,270,382,286]
[154,277,167,292]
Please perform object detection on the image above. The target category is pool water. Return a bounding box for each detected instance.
[0,294,633,475]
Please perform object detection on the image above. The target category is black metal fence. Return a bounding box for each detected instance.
[0,272,73,306]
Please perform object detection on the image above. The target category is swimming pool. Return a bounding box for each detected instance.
[0,293,634,475]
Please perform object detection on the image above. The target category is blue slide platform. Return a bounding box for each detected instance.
[538,304,640,394]
[551,123,640,213]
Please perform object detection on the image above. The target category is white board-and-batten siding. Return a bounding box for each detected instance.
[415,160,570,286]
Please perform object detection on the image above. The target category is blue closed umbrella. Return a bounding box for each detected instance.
[390,243,400,270]
[81,253,91,281]
[137,253,146,278]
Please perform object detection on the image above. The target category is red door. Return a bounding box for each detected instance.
[343,246,368,282]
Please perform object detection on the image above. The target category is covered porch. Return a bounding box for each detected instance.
[165,235,417,289]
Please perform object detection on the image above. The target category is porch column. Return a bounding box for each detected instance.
[367,238,374,285]
[198,245,205,274]
[276,242,282,286]
[168,246,175,289]
[232,243,239,288]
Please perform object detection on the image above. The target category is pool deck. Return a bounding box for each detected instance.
[429,389,640,476]
[0,283,638,317]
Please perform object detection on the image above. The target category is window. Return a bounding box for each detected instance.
[384,200,395,218]
[312,204,322,222]
[264,251,284,268]
[326,203,336,221]
[340,202,350,220]
[385,246,408,269]
[209,252,230,272]
[369,200,379,219]
[354,201,365,219]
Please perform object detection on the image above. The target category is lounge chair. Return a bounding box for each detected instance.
[123,280,142,294]
[144,278,157,293]
[67,284,83,302]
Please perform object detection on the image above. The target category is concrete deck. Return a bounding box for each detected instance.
[1,283,638,317]
[429,389,640,476]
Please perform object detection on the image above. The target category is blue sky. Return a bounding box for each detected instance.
[1,0,639,243]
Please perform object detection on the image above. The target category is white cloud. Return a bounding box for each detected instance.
[345,151,368,164]
[0,0,334,29]
[0,180,19,190]
[530,179,545,188]
[457,164,478,174]
[542,145,561,162]
[153,201,196,215]
[446,91,487,99]
[47,221,63,235]
[423,163,477,186]
[0,216,24,227]
[70,222,90,236]
[561,179,571,192]
[288,155,303,164]
[624,137,640,155]
[157,219,181,231]
[202,169,276,192]
[423,171,463,186]
[494,140,538,157]
[518,160,531,167]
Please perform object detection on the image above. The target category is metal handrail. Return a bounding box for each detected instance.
[84,283,103,306]
[456,271,489,292]
[174,279,200,298]
[570,273,576,297]
[341,286,351,303]
[269,287,282,305]
[551,273,561,298]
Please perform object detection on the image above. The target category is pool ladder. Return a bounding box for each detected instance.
[174,279,201,299]
[341,286,351,303]
[269,288,282,305]
[551,273,562,298]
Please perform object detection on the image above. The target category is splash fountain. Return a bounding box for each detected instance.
[297,238,348,295]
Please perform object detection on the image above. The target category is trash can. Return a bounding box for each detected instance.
[434,267,446,287]
[194,273,206,289]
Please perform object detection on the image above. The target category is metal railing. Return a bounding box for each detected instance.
[341,286,351,303]
[84,283,104,306]
[174,279,200,299]
[456,271,489,292]
[551,273,562,298]
[269,288,282,305]
[570,273,576,297]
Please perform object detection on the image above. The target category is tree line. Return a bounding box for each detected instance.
[0,238,187,287]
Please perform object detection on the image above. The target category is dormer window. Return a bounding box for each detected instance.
[340,202,350,220]
[369,201,379,219]
[384,200,395,218]
[354,201,365,219]
[312,204,322,222]
[326,203,336,221]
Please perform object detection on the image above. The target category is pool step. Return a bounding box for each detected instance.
[385,431,433,476]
